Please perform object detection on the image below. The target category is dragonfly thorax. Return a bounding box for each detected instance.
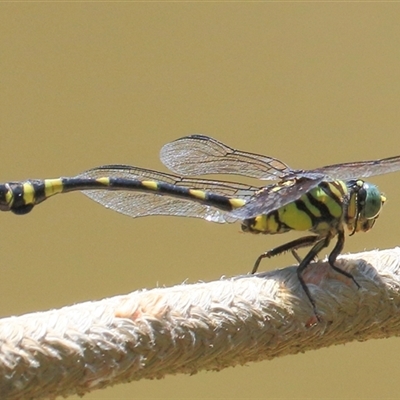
[344,180,386,235]
[240,180,348,236]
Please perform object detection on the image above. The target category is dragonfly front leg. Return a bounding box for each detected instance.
[327,229,360,289]
[296,229,360,319]
[296,236,334,320]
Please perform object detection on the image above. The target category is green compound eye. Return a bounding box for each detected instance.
[363,183,383,219]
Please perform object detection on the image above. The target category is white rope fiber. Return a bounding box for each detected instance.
[1,248,400,399]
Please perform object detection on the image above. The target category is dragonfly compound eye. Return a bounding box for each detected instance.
[361,182,383,219]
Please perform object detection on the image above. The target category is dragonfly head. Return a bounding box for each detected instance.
[346,180,386,235]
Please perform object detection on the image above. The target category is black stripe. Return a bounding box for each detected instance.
[205,192,234,211]
[319,182,343,207]
[271,210,285,231]
[294,198,318,226]
[31,180,46,204]
[9,183,24,209]
[304,192,333,220]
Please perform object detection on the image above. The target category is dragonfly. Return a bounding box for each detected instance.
[1,135,399,318]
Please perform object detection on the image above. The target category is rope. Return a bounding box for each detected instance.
[1,247,400,399]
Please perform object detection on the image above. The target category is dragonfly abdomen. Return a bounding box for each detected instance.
[0,176,245,216]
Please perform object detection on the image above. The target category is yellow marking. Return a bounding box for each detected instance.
[266,214,280,233]
[322,198,342,219]
[44,179,64,198]
[329,182,346,201]
[189,189,207,200]
[270,180,294,193]
[5,185,13,205]
[279,202,312,231]
[310,185,343,219]
[345,192,358,233]
[250,214,284,234]
[22,182,35,205]
[356,180,364,188]
[251,215,268,232]
[141,180,159,191]
[229,198,246,209]
[96,177,110,185]
[347,193,357,220]
[314,221,331,235]
[301,194,321,218]
[381,194,387,204]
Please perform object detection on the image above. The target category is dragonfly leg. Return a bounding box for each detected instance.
[328,229,360,289]
[297,237,333,321]
[252,235,319,274]
[291,250,302,263]
[291,249,319,264]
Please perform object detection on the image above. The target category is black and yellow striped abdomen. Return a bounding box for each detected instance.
[0,179,65,214]
[242,180,347,236]
[0,176,245,216]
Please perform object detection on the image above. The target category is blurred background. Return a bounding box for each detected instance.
[1,3,400,399]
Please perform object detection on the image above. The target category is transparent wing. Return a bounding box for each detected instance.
[308,155,400,181]
[77,165,258,223]
[160,134,292,180]
[229,177,325,220]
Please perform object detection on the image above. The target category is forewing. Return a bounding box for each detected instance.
[77,165,257,223]
[229,177,324,220]
[160,134,292,180]
[310,155,400,181]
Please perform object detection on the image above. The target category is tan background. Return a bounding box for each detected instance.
[1,3,400,399]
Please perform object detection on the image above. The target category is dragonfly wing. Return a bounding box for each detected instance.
[80,189,232,223]
[309,155,400,181]
[78,165,258,199]
[160,135,292,180]
[229,177,324,220]
[77,165,255,223]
